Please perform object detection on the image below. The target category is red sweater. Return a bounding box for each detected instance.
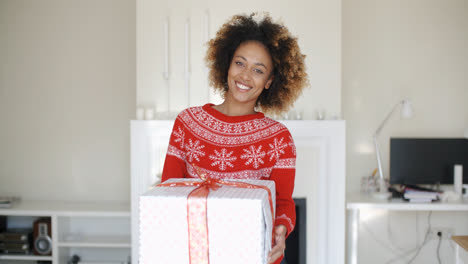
[161,104,296,263]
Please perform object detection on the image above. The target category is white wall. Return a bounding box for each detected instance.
[343,0,468,194]
[0,0,136,202]
[343,0,468,263]
[137,0,342,120]
[0,0,340,201]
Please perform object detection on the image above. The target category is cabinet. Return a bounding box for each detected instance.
[0,200,130,263]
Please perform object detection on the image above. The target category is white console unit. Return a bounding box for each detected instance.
[0,200,130,263]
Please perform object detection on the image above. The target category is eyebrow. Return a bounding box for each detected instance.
[234,55,268,70]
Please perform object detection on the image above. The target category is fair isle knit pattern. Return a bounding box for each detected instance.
[162,103,297,236]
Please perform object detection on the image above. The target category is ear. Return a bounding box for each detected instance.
[265,75,274,90]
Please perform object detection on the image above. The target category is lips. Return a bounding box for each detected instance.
[236,82,252,91]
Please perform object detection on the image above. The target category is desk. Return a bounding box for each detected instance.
[347,194,468,264]
[453,236,468,264]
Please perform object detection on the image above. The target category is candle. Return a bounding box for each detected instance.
[145,108,155,120]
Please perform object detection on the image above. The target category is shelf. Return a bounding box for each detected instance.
[58,235,131,248]
[1,200,131,263]
[0,253,52,261]
[0,200,130,217]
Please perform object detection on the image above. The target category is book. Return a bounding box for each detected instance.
[403,185,441,202]
[406,198,436,203]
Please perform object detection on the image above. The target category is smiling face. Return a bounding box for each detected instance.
[225,41,274,111]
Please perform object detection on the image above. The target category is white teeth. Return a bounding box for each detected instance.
[237,83,251,90]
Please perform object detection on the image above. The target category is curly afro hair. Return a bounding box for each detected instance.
[205,13,309,115]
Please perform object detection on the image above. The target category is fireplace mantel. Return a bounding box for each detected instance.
[130,120,345,264]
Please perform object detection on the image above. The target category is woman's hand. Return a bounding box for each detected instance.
[267,224,287,263]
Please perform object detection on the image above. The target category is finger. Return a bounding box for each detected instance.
[274,225,287,241]
[269,244,283,255]
[268,244,285,263]
[268,249,284,263]
[269,237,285,256]
[275,234,285,244]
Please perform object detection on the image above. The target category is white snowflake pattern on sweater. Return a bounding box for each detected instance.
[173,126,185,149]
[185,139,205,162]
[267,137,287,161]
[241,145,266,169]
[209,148,237,171]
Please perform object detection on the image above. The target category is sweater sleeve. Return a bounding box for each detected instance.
[269,131,296,237]
[161,116,187,182]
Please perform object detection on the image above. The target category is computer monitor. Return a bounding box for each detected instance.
[390,138,468,185]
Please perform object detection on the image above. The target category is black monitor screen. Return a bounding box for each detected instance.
[390,138,468,185]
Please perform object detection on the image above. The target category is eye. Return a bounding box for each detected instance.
[254,68,264,74]
[235,61,244,67]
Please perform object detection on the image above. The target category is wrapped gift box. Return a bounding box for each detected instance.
[139,178,276,264]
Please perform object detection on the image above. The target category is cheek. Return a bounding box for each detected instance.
[227,67,234,78]
[256,76,271,88]
[227,62,238,77]
[227,69,235,83]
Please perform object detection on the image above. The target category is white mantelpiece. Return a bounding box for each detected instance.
[130,120,345,264]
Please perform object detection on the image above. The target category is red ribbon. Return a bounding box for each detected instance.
[156,165,275,264]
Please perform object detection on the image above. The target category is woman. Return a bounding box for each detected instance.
[161,13,308,264]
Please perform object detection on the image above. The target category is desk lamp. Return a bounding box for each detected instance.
[373,99,413,199]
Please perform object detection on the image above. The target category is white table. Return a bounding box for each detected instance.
[453,236,468,264]
[346,194,468,264]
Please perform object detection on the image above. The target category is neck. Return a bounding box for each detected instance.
[213,101,256,116]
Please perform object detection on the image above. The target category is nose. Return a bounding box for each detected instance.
[239,67,252,81]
